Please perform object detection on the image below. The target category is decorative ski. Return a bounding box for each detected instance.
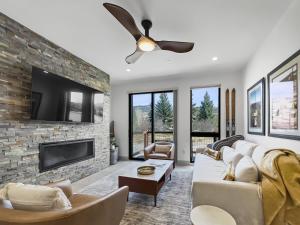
[231,88,236,136]
[225,89,230,137]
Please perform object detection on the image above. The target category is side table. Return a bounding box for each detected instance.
[190,205,236,225]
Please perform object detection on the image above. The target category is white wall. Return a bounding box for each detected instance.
[243,0,300,152]
[111,71,244,162]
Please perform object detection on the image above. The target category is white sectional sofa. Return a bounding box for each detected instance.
[192,140,269,225]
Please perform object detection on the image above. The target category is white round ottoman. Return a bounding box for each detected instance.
[191,205,236,225]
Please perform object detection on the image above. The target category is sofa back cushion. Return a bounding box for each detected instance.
[251,146,270,181]
[235,156,258,183]
[222,146,243,167]
[0,183,71,211]
[233,140,257,157]
[252,146,269,169]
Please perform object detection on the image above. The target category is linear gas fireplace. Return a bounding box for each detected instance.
[39,139,95,172]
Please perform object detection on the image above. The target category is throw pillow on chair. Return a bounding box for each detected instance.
[0,183,71,211]
[155,145,171,154]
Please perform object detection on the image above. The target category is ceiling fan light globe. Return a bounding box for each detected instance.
[137,37,155,52]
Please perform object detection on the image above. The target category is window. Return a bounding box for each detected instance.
[190,86,220,162]
[93,93,104,123]
[129,91,176,160]
[68,92,83,122]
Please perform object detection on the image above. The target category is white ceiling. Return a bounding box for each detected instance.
[0,0,293,83]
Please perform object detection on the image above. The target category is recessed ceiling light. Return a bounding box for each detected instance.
[43,70,49,74]
[126,68,131,72]
[212,57,218,61]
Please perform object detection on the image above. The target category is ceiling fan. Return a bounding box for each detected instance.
[103,3,194,64]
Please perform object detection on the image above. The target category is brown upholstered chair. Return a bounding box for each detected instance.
[0,180,129,225]
[144,141,175,160]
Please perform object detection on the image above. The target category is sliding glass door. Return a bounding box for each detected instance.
[190,86,220,162]
[130,93,152,159]
[129,91,176,160]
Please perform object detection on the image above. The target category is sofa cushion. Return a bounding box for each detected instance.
[235,156,258,183]
[155,145,171,154]
[252,146,269,169]
[0,183,71,211]
[193,154,226,181]
[251,146,270,181]
[222,146,243,167]
[233,140,257,156]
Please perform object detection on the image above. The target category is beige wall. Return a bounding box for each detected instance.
[242,0,300,153]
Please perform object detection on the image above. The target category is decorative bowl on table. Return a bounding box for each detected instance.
[137,166,155,175]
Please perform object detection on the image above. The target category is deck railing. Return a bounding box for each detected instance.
[132,131,216,157]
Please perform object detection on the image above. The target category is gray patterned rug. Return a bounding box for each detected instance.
[79,163,193,225]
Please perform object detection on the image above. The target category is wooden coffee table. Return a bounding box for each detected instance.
[118,159,174,206]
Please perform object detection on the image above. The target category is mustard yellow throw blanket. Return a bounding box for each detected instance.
[261,149,300,225]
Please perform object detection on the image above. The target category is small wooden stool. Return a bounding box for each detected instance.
[191,205,236,225]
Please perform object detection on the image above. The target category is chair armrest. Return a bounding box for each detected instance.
[168,144,175,159]
[46,180,73,199]
[192,180,264,225]
[144,143,155,159]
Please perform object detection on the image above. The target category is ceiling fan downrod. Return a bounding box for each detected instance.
[141,19,152,37]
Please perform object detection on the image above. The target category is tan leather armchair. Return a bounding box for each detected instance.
[0,180,129,225]
[144,141,175,160]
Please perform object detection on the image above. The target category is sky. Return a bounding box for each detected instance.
[250,85,262,103]
[270,81,294,99]
[192,87,219,106]
[133,92,173,106]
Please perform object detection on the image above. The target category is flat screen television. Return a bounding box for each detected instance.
[31,66,104,123]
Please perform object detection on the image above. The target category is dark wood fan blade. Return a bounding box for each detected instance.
[103,3,142,41]
[125,47,144,64]
[156,41,194,53]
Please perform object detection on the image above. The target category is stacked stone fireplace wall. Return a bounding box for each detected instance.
[0,13,110,186]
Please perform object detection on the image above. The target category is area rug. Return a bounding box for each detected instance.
[79,163,193,225]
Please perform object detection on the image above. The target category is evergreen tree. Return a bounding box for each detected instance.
[199,91,214,120]
[154,93,173,128]
[191,93,199,120]
[132,109,138,132]
[148,108,152,124]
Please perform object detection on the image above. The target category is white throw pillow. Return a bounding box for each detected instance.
[0,183,71,211]
[234,140,257,156]
[222,146,243,167]
[235,156,258,183]
[220,146,234,159]
[155,145,171,154]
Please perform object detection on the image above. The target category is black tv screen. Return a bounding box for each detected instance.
[31,66,104,123]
